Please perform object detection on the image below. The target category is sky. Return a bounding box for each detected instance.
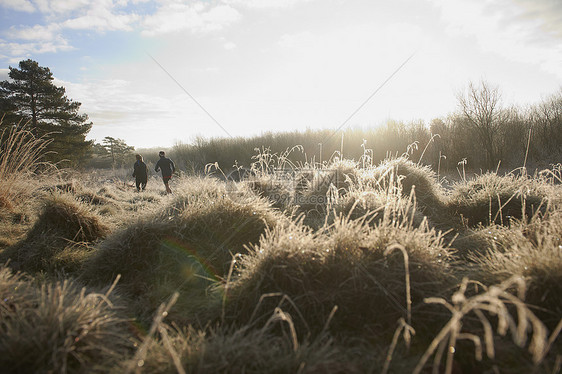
[0,0,561,149]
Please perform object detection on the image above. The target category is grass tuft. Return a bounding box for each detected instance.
[0,122,53,208]
[81,177,282,324]
[412,276,560,374]
[0,265,135,373]
[447,172,547,227]
[0,193,108,274]
[470,209,562,328]
[130,323,372,374]
[365,157,445,210]
[222,211,455,341]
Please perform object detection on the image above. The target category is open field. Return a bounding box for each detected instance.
[1,129,561,373]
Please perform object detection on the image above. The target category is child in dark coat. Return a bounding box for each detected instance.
[155,151,175,194]
[132,154,148,191]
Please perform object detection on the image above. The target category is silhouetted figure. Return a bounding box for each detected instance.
[155,151,175,194]
[132,154,148,191]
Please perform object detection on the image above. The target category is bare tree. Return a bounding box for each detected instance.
[530,90,562,155]
[457,80,503,169]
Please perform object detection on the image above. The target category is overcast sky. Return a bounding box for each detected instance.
[1,0,561,148]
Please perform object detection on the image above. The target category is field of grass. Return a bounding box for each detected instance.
[1,127,561,373]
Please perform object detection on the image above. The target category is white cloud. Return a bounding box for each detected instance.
[142,2,241,36]
[223,41,237,50]
[0,36,73,59]
[1,0,241,57]
[277,30,315,48]
[1,0,142,59]
[501,0,562,39]
[60,78,173,125]
[59,76,218,147]
[0,0,35,12]
[224,0,313,9]
[1,21,74,59]
[430,0,562,78]
[32,0,92,16]
[217,35,237,50]
[204,5,241,31]
[242,21,435,131]
[63,9,139,31]
[5,23,62,41]
[56,0,141,31]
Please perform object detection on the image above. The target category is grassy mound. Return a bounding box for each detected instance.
[247,173,295,210]
[46,178,164,220]
[0,265,134,373]
[33,193,109,242]
[317,158,445,233]
[132,324,373,374]
[470,209,562,328]
[81,178,282,324]
[311,159,359,196]
[0,205,34,249]
[328,173,427,230]
[283,160,362,229]
[222,214,455,341]
[245,157,442,231]
[0,193,108,274]
[296,160,358,204]
[360,158,445,212]
[447,172,547,227]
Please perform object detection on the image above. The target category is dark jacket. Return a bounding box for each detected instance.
[155,156,175,177]
[133,160,148,180]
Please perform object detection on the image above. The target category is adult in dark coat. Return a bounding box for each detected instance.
[132,154,148,191]
[155,150,175,194]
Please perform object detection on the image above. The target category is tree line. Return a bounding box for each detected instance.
[1,60,560,172]
[170,81,561,173]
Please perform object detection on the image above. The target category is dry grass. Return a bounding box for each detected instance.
[446,172,548,228]
[222,208,455,341]
[411,276,560,374]
[80,177,283,324]
[0,122,53,210]
[363,157,445,210]
[469,210,562,328]
[1,139,561,373]
[247,173,295,211]
[0,265,135,373]
[0,123,56,251]
[129,323,372,374]
[116,289,375,374]
[0,205,34,249]
[0,193,108,274]
[276,157,444,231]
[328,165,427,229]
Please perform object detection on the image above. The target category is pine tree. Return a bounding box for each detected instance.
[0,59,93,164]
[100,136,135,167]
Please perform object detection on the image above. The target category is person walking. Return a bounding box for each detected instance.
[132,154,148,191]
[155,150,175,194]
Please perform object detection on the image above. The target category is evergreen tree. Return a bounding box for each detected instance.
[100,136,135,167]
[0,59,93,164]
